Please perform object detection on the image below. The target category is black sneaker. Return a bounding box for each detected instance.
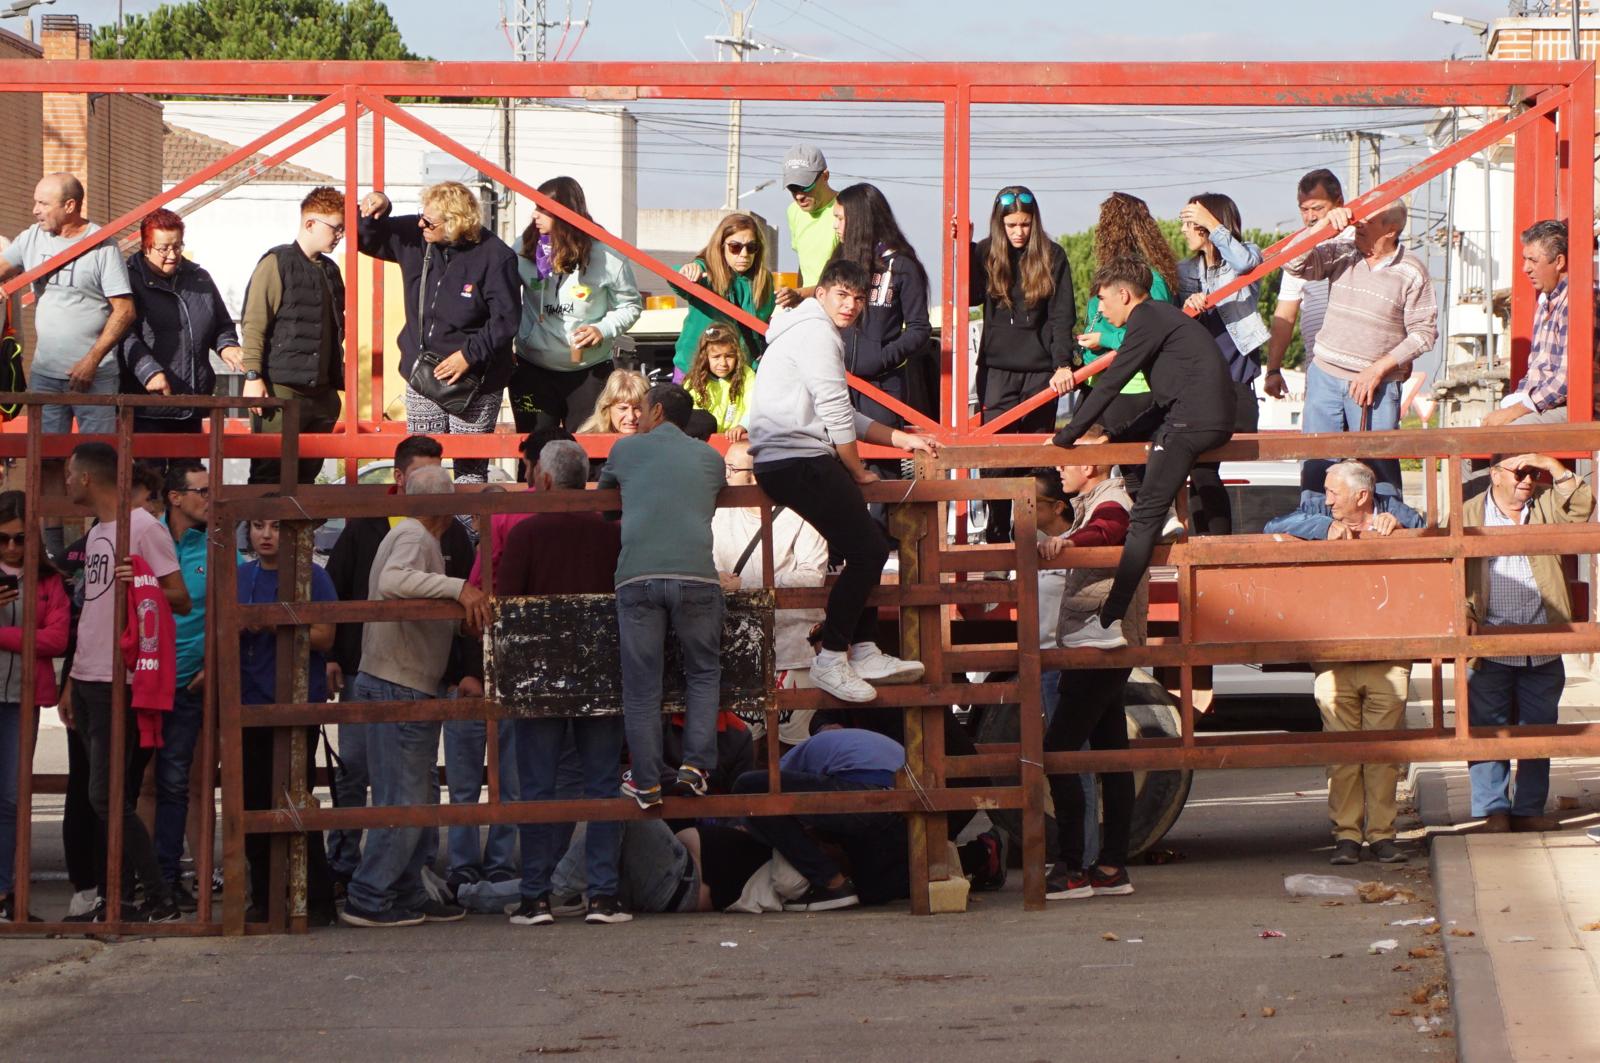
[585,895,633,924]
[620,774,663,811]
[1369,839,1408,864]
[1329,839,1362,865]
[1045,868,1093,901]
[1088,865,1134,896]
[339,903,426,928]
[782,878,860,913]
[509,894,554,926]
[137,896,184,924]
[63,897,107,923]
[671,764,710,797]
[168,879,199,913]
[416,897,466,923]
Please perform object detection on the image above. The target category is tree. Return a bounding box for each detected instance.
[92,0,421,62]
[1057,220,1304,369]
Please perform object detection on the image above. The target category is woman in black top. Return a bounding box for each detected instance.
[968,186,1075,541]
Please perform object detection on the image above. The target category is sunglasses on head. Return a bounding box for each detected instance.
[997,191,1036,209]
[724,239,759,255]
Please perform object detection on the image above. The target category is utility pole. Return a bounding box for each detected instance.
[710,2,762,210]
[1340,130,1384,194]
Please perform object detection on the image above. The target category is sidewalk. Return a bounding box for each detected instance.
[1414,672,1600,1062]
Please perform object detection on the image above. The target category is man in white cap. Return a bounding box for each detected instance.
[776,144,839,309]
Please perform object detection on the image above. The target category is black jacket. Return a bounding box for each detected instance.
[968,239,1075,373]
[1054,299,1236,445]
[325,509,479,683]
[842,250,931,427]
[119,254,239,417]
[254,244,345,391]
[357,214,521,392]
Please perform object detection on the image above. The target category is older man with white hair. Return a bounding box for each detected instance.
[341,463,494,929]
[1286,198,1438,493]
[1265,459,1425,865]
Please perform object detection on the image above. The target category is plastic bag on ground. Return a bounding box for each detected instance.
[1284,873,1363,898]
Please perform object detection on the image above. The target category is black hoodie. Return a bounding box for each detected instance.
[842,250,931,426]
[967,238,1075,373]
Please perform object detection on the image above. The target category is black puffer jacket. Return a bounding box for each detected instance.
[842,250,931,427]
[119,254,240,418]
[358,214,521,392]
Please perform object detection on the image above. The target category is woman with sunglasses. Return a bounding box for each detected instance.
[825,183,931,430]
[512,176,643,434]
[673,213,776,379]
[119,209,245,438]
[968,186,1075,541]
[358,181,522,483]
[1176,192,1270,536]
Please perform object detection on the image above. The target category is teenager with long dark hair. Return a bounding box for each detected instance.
[512,176,643,433]
[969,186,1075,541]
[1177,192,1270,536]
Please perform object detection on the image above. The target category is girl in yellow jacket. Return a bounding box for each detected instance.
[684,324,757,439]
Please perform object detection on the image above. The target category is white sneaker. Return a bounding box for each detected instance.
[1059,618,1127,650]
[811,653,877,703]
[67,888,100,918]
[848,643,925,685]
[1158,510,1185,543]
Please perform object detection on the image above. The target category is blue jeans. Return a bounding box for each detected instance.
[326,721,369,878]
[1467,658,1565,817]
[1,702,30,895]
[513,716,625,899]
[616,579,723,792]
[553,819,699,913]
[31,371,118,435]
[1300,360,1402,492]
[1042,671,1100,868]
[443,718,519,880]
[345,673,442,915]
[153,685,205,884]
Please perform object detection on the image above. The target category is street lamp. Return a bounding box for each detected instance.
[0,0,56,18]
[1431,10,1491,36]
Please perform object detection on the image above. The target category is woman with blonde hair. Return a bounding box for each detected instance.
[578,368,649,435]
[672,212,775,377]
[358,180,521,482]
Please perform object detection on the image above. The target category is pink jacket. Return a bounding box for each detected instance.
[0,571,71,708]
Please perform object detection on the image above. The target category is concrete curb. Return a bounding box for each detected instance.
[1412,765,1455,829]
[1431,836,1514,1063]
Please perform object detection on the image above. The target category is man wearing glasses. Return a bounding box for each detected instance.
[239,185,348,484]
[775,144,839,309]
[1465,452,1594,833]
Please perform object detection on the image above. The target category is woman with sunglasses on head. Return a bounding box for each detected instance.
[511,176,643,435]
[826,183,931,431]
[968,186,1075,542]
[358,181,522,483]
[1176,192,1269,536]
[119,209,245,439]
[673,213,776,380]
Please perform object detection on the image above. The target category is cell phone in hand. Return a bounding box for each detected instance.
[0,573,18,592]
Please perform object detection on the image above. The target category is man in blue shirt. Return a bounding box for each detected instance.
[731,725,907,912]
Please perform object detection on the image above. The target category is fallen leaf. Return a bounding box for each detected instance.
[1423,924,1441,936]
[1411,987,1432,1005]
[1101,932,1119,941]
[1556,795,1580,810]
[1392,963,1414,973]
[1408,947,1440,959]
[1325,953,1346,960]
[1390,1008,1412,1016]
[1433,1030,1455,1040]
[1499,905,1512,913]
[1321,900,1345,908]
[1580,922,1600,933]
[1450,928,1477,937]
[1261,1007,1276,1018]
[1358,881,1418,905]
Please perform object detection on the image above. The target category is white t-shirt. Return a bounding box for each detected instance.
[1276,271,1329,360]
[71,508,180,683]
[1,222,132,380]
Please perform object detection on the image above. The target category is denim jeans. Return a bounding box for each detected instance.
[1,702,30,895]
[1300,360,1403,492]
[443,718,519,880]
[153,685,205,884]
[1042,672,1099,868]
[513,716,625,899]
[1467,658,1565,817]
[552,819,700,913]
[345,673,442,915]
[31,371,119,435]
[616,579,723,793]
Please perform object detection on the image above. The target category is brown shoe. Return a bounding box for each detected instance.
[1479,813,1512,833]
[1511,814,1560,833]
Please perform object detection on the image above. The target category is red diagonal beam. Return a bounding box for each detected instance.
[973,87,1573,438]
[2,93,344,300]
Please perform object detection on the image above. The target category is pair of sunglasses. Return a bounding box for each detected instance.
[724,239,759,255]
[997,190,1036,209]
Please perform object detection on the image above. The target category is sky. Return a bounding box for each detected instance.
[54,0,1519,283]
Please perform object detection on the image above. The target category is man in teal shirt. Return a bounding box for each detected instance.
[154,461,213,908]
[598,384,727,809]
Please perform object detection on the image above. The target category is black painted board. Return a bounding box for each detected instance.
[487,590,775,719]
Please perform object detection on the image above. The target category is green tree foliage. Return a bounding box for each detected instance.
[1057,219,1305,368]
[92,0,421,61]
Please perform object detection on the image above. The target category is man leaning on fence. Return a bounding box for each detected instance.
[1466,452,1594,833]
[1266,460,1426,864]
[339,465,493,929]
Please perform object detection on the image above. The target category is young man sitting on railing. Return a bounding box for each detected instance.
[1265,459,1425,865]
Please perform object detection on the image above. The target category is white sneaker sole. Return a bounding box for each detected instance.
[585,911,634,924]
[509,913,554,926]
[1045,885,1094,901]
[813,675,877,703]
[339,910,425,928]
[1092,884,1134,896]
[1059,637,1127,650]
[855,661,925,685]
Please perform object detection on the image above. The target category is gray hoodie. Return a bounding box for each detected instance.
[747,298,877,466]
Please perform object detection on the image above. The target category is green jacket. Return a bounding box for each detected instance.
[673,259,775,374]
[1464,479,1595,628]
[1081,268,1174,396]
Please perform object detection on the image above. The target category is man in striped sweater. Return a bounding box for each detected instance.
[1286,199,1437,493]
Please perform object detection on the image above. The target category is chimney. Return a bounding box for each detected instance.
[40,15,91,196]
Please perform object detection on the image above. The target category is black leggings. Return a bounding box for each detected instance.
[63,722,98,893]
[979,365,1056,543]
[509,360,613,434]
[755,456,888,653]
[1046,667,1133,869]
[1103,425,1231,623]
[1186,378,1259,536]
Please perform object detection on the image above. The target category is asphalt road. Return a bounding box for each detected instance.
[1,763,1455,1063]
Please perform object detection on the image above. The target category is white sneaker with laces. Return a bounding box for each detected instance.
[1158,510,1185,543]
[67,888,100,918]
[811,652,877,703]
[848,643,925,685]
[1059,617,1127,650]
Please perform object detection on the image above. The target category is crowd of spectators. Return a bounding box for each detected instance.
[0,150,1593,925]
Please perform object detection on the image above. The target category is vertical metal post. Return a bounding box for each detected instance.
[480,494,500,804]
[1566,67,1596,422]
[1447,454,1471,740]
[269,399,310,931]
[217,495,248,935]
[342,86,362,473]
[196,408,224,925]
[1011,486,1046,912]
[891,503,933,915]
[943,83,971,433]
[370,111,386,436]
